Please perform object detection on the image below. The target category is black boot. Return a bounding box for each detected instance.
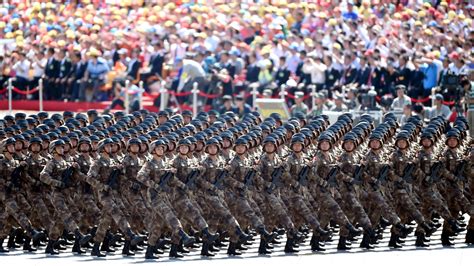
[91,242,106,257]
[258,226,277,243]
[45,240,59,255]
[145,245,159,259]
[227,242,242,256]
[258,238,272,255]
[169,243,183,258]
[125,228,144,247]
[388,232,402,248]
[448,219,465,234]
[346,223,363,238]
[395,223,413,238]
[236,241,249,250]
[74,229,92,248]
[7,230,21,249]
[156,239,171,251]
[178,229,196,247]
[177,242,190,253]
[236,226,252,243]
[465,228,474,244]
[310,234,325,251]
[201,227,219,244]
[284,238,298,253]
[22,236,37,252]
[415,232,429,247]
[200,242,215,257]
[100,234,115,252]
[421,221,437,236]
[337,236,351,250]
[0,238,9,253]
[121,240,135,256]
[441,229,454,246]
[360,233,374,249]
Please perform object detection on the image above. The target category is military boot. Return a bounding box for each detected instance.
[91,242,106,257]
[178,229,196,247]
[201,227,219,244]
[145,245,159,259]
[169,243,183,258]
[258,238,272,255]
[388,232,402,248]
[465,228,474,244]
[200,242,215,257]
[121,240,135,256]
[337,236,351,250]
[284,237,299,253]
[45,239,60,255]
[415,231,429,247]
[22,236,37,252]
[227,242,242,256]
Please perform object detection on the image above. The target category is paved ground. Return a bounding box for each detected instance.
[1,223,473,266]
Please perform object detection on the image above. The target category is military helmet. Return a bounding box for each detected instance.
[97,138,114,153]
[49,139,65,153]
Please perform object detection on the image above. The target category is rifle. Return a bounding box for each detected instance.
[297,166,309,186]
[270,166,284,189]
[402,163,415,183]
[453,160,467,182]
[244,169,256,187]
[11,165,25,189]
[352,164,365,185]
[185,169,201,190]
[61,167,75,189]
[425,161,442,184]
[327,166,340,188]
[158,171,173,190]
[214,169,228,190]
[377,164,390,184]
[107,169,121,190]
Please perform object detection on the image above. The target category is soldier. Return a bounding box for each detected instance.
[466,139,474,244]
[310,133,362,250]
[282,133,330,251]
[86,138,143,257]
[170,138,219,257]
[0,138,44,253]
[39,139,92,255]
[136,139,196,259]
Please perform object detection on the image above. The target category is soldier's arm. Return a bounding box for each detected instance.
[85,160,104,189]
[23,160,41,186]
[136,162,154,188]
[39,161,63,188]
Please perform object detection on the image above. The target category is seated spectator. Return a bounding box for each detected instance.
[428,94,452,120]
[391,85,412,110]
[290,91,309,116]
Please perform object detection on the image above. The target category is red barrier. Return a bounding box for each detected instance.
[11,87,40,95]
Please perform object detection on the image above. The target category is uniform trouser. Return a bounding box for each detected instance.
[148,191,183,245]
[124,188,151,233]
[48,192,82,240]
[95,192,132,243]
[197,192,240,242]
[312,187,351,237]
[281,188,321,231]
[78,193,101,231]
[28,192,53,230]
[225,190,265,230]
[361,187,401,227]
[338,185,372,230]
[260,190,295,235]
[0,196,34,239]
[170,191,208,232]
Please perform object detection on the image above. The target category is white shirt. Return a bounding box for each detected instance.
[32,58,47,77]
[13,59,30,79]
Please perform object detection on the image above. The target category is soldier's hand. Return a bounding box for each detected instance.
[72,162,79,168]
[169,168,177,174]
[116,164,124,170]
[57,181,65,189]
[20,161,27,167]
[102,184,110,191]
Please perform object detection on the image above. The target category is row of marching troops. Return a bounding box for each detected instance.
[0,108,473,260]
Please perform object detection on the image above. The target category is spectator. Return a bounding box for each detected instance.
[428,94,452,120]
[11,52,30,98]
[391,85,412,110]
[84,48,110,102]
[330,93,348,112]
[290,92,308,116]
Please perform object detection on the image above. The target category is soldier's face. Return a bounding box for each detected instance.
[15,141,23,151]
[30,143,41,153]
[396,140,408,149]
[223,139,231,149]
[319,141,330,151]
[179,145,189,154]
[369,140,381,150]
[63,144,70,152]
[196,142,204,151]
[421,139,432,148]
[235,145,246,155]
[447,138,458,148]
[71,139,78,148]
[79,143,90,153]
[206,144,218,155]
[154,146,164,156]
[42,141,49,150]
[292,143,303,153]
[92,142,98,151]
[55,146,64,155]
[343,141,355,152]
[129,144,140,153]
[264,143,275,153]
[6,144,15,153]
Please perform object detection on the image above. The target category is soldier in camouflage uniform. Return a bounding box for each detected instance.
[40,139,92,255]
[170,138,219,257]
[86,138,143,257]
[0,138,44,253]
[136,138,196,259]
